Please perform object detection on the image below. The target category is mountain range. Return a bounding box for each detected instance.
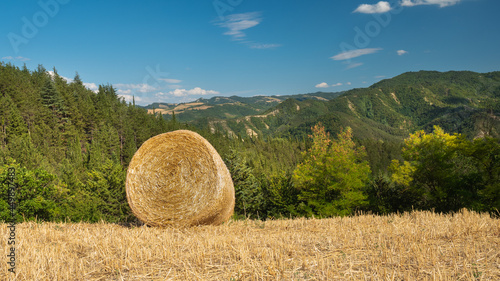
[142,71,500,141]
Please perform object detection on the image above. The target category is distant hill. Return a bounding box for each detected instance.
[141,92,343,123]
[172,71,500,141]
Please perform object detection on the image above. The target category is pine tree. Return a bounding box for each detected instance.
[41,79,64,112]
[73,72,83,85]
[225,149,264,218]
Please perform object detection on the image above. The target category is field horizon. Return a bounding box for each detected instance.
[1,209,499,280]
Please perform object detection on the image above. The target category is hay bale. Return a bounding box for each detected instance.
[126,130,235,227]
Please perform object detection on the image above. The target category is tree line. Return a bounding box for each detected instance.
[227,123,499,219]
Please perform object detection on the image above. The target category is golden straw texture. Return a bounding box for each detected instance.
[126,130,234,227]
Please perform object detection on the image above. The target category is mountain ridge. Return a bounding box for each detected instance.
[141,92,343,122]
[155,70,500,140]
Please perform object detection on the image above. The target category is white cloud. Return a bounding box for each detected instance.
[83,82,98,92]
[114,83,157,93]
[316,82,345,88]
[119,94,143,103]
[215,12,262,41]
[47,71,73,83]
[347,82,352,85]
[346,62,364,69]
[2,56,30,61]
[160,78,182,84]
[332,48,382,60]
[354,1,392,14]
[249,43,282,49]
[45,71,100,93]
[315,82,329,88]
[401,0,461,7]
[117,89,132,95]
[214,12,281,49]
[157,87,220,98]
[15,56,30,62]
[397,50,408,55]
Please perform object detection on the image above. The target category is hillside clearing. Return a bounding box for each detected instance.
[1,210,499,280]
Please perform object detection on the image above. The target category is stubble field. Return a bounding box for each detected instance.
[1,209,499,280]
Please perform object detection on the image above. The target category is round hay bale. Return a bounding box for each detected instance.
[126,130,235,227]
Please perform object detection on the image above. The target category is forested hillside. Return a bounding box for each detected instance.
[194,71,500,141]
[142,92,342,123]
[180,70,500,175]
[0,63,172,222]
[1,64,499,223]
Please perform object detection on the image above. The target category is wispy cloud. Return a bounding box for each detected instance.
[401,0,461,7]
[159,78,182,84]
[315,82,329,88]
[157,87,220,98]
[214,12,262,41]
[397,50,408,56]
[354,1,392,14]
[114,83,157,93]
[16,56,30,62]
[346,62,364,69]
[332,48,383,60]
[375,75,386,78]
[119,95,143,103]
[214,12,281,49]
[249,43,281,49]
[315,82,344,88]
[114,83,160,103]
[114,77,218,103]
[117,89,132,95]
[2,56,31,61]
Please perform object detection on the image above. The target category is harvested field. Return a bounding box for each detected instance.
[1,209,499,280]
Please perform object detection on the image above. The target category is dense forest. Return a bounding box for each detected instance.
[1,63,499,224]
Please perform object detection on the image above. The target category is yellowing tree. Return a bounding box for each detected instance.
[293,123,370,217]
[390,125,481,212]
[391,125,461,187]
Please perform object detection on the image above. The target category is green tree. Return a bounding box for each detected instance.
[466,137,500,211]
[261,171,299,218]
[390,126,482,212]
[41,79,64,113]
[293,123,371,217]
[0,163,69,222]
[84,159,132,223]
[2,96,28,141]
[225,149,264,219]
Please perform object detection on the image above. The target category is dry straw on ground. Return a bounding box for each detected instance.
[1,209,499,280]
[126,130,235,227]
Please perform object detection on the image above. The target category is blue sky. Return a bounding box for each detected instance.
[1,0,499,105]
